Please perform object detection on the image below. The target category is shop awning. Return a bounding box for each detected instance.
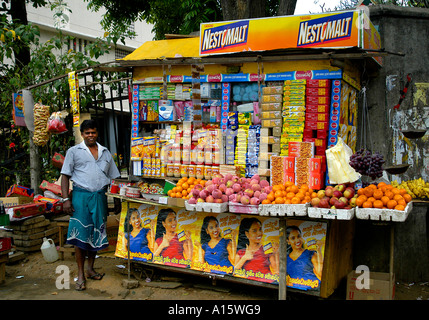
[120,37,200,62]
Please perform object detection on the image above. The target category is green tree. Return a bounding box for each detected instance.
[0,1,117,189]
[85,0,299,40]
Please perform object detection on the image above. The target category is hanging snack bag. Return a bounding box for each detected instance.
[47,110,68,134]
[33,103,51,146]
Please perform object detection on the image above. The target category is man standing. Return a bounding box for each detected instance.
[61,119,120,291]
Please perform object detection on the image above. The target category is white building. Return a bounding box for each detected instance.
[26,1,154,63]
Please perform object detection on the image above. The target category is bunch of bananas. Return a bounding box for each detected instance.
[391,178,429,199]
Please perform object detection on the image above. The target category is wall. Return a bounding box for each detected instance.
[353,5,429,282]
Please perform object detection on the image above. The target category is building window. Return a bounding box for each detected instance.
[115,48,132,60]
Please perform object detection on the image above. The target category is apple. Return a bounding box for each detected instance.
[319,198,330,208]
[334,200,346,209]
[311,197,321,207]
[343,187,355,199]
[325,188,334,197]
[349,197,357,207]
[329,196,339,206]
[333,189,343,198]
[335,184,346,192]
[339,197,349,204]
[317,190,326,199]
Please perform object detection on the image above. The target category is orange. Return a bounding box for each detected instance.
[358,194,368,202]
[285,181,294,187]
[290,185,299,194]
[291,197,300,204]
[200,180,206,187]
[384,184,393,190]
[284,199,292,204]
[311,192,318,198]
[381,196,390,206]
[394,204,405,211]
[187,177,195,184]
[262,199,271,204]
[373,189,383,200]
[373,200,384,209]
[295,192,305,200]
[267,192,275,202]
[403,194,412,203]
[175,192,182,198]
[176,186,183,193]
[182,190,188,197]
[357,188,365,196]
[393,194,403,202]
[300,184,309,193]
[397,199,406,206]
[182,182,189,190]
[387,200,398,209]
[363,187,374,198]
[170,192,176,198]
[377,181,387,188]
[384,190,394,199]
[274,190,284,198]
[304,196,312,203]
[172,187,177,193]
[399,188,407,196]
[286,192,295,199]
[391,188,400,195]
[275,197,285,204]
[367,196,376,203]
[282,190,288,198]
[362,201,373,208]
[356,197,365,207]
[167,190,173,196]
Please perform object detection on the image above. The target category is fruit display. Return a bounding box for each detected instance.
[391,178,429,199]
[261,181,314,205]
[167,177,206,200]
[349,149,385,180]
[309,183,356,210]
[354,182,412,211]
[187,174,271,205]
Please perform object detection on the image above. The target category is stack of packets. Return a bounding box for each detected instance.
[270,141,323,190]
[281,79,307,156]
[303,80,331,168]
[131,136,163,177]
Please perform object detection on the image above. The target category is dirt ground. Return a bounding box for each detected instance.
[1,250,429,301]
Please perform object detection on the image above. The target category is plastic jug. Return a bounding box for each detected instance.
[40,237,59,263]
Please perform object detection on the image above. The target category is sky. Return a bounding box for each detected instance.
[294,0,344,15]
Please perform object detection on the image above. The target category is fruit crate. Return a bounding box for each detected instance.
[355,202,412,222]
[186,201,228,213]
[258,203,309,217]
[228,202,259,214]
[307,207,355,220]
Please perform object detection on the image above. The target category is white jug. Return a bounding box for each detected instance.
[40,237,59,263]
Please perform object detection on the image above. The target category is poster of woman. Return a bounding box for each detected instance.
[193,213,240,275]
[153,207,193,268]
[234,216,280,284]
[286,220,327,292]
[115,203,158,262]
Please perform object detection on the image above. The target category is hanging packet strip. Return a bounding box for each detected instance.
[68,71,80,127]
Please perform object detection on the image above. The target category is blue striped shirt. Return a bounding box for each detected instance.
[61,141,120,192]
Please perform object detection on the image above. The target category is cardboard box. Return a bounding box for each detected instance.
[346,271,395,300]
[167,197,186,207]
[5,185,34,198]
[6,202,47,221]
[0,197,33,208]
[51,152,65,169]
[100,214,120,253]
[39,180,62,196]
[306,104,330,113]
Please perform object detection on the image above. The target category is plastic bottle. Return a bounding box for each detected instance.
[40,237,59,263]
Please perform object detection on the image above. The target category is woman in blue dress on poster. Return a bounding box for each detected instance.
[286,225,323,291]
[123,208,154,261]
[196,216,236,275]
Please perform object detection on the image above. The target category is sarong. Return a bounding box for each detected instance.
[66,186,109,251]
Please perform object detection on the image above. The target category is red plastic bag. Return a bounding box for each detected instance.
[47,111,68,134]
